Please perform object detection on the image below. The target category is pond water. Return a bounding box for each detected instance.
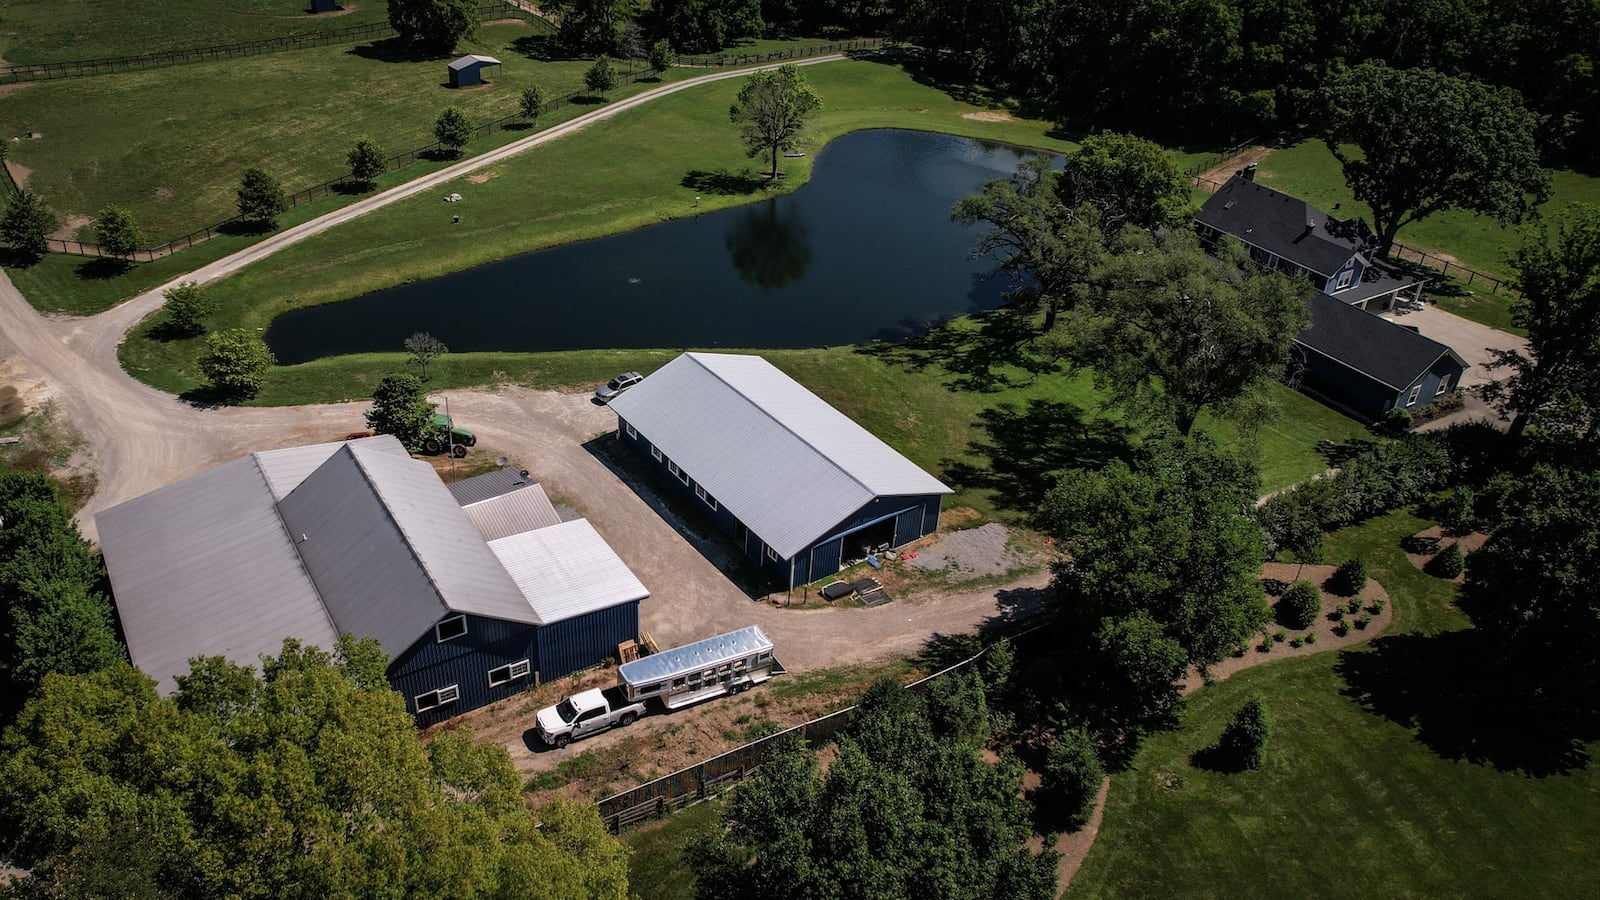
[265,129,1058,364]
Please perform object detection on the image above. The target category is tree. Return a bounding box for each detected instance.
[648,0,763,54]
[1483,204,1600,440]
[235,167,288,229]
[1087,227,1311,435]
[1331,556,1368,596]
[1322,62,1550,255]
[544,0,636,55]
[0,189,59,262]
[519,84,546,123]
[585,56,618,99]
[199,328,275,398]
[1428,541,1464,579]
[1056,131,1192,233]
[688,675,1057,900]
[160,281,216,336]
[346,138,386,187]
[0,641,631,898]
[1038,433,1269,670]
[93,205,143,262]
[728,63,822,180]
[1276,580,1320,630]
[433,106,472,157]
[648,38,674,77]
[387,0,480,55]
[1040,726,1103,829]
[403,331,449,381]
[366,373,437,453]
[1212,695,1271,771]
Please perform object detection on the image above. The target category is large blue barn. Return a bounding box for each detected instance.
[97,437,646,726]
[608,353,952,591]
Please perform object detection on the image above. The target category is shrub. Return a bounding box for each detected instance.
[1257,637,1273,653]
[1435,485,1479,535]
[1355,613,1373,630]
[1304,632,1317,645]
[199,329,275,398]
[1274,629,1287,643]
[161,282,216,336]
[1330,557,1368,596]
[1277,581,1321,630]
[1289,637,1303,648]
[1427,542,1465,578]
[1333,621,1350,637]
[347,138,386,187]
[1369,598,1386,614]
[1383,406,1412,430]
[1041,727,1103,829]
[1214,696,1271,771]
[1329,607,1345,622]
[1346,598,1362,614]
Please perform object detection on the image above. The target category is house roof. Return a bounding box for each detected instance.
[1196,175,1372,277]
[488,519,649,625]
[607,353,951,560]
[463,484,564,541]
[1298,292,1469,391]
[448,54,501,70]
[447,466,537,506]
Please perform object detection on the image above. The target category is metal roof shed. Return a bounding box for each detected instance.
[448,54,501,88]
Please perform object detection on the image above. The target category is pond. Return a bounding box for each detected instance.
[265,129,1059,364]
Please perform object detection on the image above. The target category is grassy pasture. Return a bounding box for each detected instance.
[0,0,395,66]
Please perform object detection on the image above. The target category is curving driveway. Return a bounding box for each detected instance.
[0,51,1034,674]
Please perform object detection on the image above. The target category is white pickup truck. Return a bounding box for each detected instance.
[535,686,646,749]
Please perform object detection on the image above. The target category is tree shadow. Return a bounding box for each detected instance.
[418,147,461,162]
[682,169,768,196]
[509,34,565,61]
[571,95,607,106]
[1336,630,1593,775]
[1189,742,1250,773]
[1315,437,1381,467]
[346,38,443,64]
[332,179,375,196]
[941,399,1133,515]
[0,248,45,269]
[177,384,251,408]
[216,218,273,237]
[74,256,134,280]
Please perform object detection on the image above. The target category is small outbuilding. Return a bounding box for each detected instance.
[448,54,501,88]
[309,0,340,13]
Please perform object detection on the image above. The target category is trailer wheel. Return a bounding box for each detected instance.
[619,713,637,727]
[553,734,570,749]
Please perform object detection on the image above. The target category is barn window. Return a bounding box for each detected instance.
[625,422,638,439]
[436,615,467,642]
[651,445,662,462]
[696,484,718,510]
[488,659,531,686]
[766,545,780,562]
[414,684,460,712]
[668,460,689,485]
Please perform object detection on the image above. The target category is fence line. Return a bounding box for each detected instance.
[0,4,540,85]
[1184,139,1257,177]
[0,160,20,199]
[594,622,1029,834]
[38,38,887,262]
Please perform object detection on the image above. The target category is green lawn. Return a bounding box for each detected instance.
[0,0,396,66]
[1256,141,1600,332]
[621,800,723,900]
[1067,508,1600,898]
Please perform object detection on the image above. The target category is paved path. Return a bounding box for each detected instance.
[0,49,1029,674]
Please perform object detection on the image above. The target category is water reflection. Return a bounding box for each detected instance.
[725,200,813,291]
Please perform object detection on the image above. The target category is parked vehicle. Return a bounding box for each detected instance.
[421,413,476,457]
[595,371,644,404]
[617,625,782,711]
[535,686,646,749]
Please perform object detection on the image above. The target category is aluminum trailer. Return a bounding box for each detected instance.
[618,625,783,711]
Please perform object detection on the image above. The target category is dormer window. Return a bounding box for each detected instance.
[1335,268,1354,290]
[436,615,467,642]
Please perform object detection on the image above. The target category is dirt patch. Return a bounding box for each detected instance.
[0,83,34,98]
[46,214,91,242]
[467,170,500,184]
[909,522,1024,579]
[1402,525,1488,583]
[1200,146,1273,186]
[3,160,30,188]
[961,110,1017,123]
[0,386,25,426]
[1053,777,1112,888]
[154,187,175,199]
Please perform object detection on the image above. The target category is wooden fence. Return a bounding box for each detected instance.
[34,38,888,262]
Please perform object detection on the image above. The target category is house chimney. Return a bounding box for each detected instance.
[1305,218,1316,235]
[1243,161,1257,181]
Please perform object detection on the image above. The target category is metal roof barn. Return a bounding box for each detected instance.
[448,54,501,88]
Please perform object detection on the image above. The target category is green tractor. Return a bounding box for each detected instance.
[423,413,476,457]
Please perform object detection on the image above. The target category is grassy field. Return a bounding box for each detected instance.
[0,0,396,66]
[1066,508,1600,898]
[622,800,723,900]
[1256,141,1600,332]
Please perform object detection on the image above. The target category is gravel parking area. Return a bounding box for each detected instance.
[908,523,1024,578]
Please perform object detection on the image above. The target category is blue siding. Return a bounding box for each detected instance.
[536,602,641,683]
[1295,346,1467,420]
[389,614,536,727]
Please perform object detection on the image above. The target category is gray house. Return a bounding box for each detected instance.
[609,353,952,591]
[448,54,501,88]
[1196,172,1468,418]
[97,436,646,724]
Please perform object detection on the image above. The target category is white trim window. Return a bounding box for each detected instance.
[488,659,531,687]
[414,684,460,712]
[696,484,718,511]
[766,545,781,562]
[1436,374,1451,395]
[1335,267,1354,290]
[668,460,689,485]
[436,615,468,642]
[625,422,638,439]
[651,445,662,462]
[1406,384,1423,407]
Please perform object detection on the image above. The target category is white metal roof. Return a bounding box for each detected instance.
[488,519,649,626]
[463,484,563,541]
[607,353,950,559]
[95,456,337,694]
[617,626,773,686]
[254,435,407,500]
[448,54,501,70]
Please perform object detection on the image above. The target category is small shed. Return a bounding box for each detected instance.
[448,54,502,88]
[309,0,340,13]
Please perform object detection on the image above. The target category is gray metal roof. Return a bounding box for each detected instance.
[448,467,536,506]
[488,519,649,625]
[278,441,538,658]
[448,54,501,70]
[608,353,950,559]
[618,626,773,687]
[463,484,563,542]
[255,435,408,500]
[95,456,337,694]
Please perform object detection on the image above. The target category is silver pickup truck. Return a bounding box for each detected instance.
[535,686,647,749]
